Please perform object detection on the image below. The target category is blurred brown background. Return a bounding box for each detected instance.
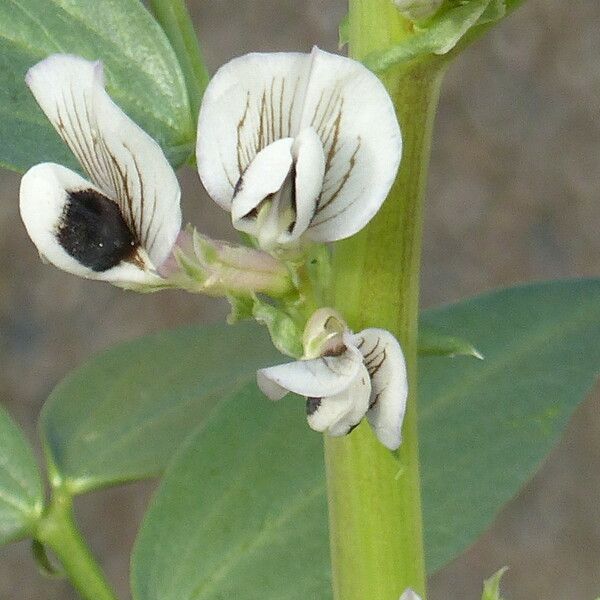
[0,0,599,598]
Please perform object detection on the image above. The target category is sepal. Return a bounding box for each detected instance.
[367,0,518,72]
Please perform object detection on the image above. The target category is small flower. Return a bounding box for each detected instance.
[399,590,421,600]
[257,308,408,450]
[196,47,401,252]
[394,0,443,20]
[20,55,181,288]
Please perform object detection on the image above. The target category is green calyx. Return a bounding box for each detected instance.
[357,0,520,73]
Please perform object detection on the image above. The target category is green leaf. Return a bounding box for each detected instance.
[131,382,329,600]
[420,279,600,572]
[40,322,280,494]
[131,279,600,597]
[364,0,491,72]
[418,327,483,359]
[481,567,508,600]
[0,0,194,174]
[0,405,44,545]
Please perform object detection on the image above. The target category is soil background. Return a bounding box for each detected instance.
[0,1,599,598]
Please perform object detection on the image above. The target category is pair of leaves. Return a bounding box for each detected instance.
[0,0,195,173]
[2,280,598,598]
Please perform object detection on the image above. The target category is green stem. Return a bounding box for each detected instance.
[35,487,118,600]
[147,0,210,122]
[324,3,445,599]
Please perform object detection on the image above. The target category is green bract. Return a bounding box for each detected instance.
[481,567,508,600]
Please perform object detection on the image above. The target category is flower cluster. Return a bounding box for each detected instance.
[258,308,408,450]
[19,48,406,449]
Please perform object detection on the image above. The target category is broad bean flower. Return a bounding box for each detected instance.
[20,55,181,289]
[257,309,408,450]
[196,47,401,252]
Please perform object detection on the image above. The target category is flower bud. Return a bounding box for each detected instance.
[160,226,292,298]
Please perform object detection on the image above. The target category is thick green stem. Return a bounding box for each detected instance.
[35,488,118,600]
[147,0,209,122]
[324,2,445,599]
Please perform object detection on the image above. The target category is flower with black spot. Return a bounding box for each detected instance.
[20,54,181,289]
[257,308,408,450]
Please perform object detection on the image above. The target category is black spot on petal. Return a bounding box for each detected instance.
[306,397,322,416]
[57,189,138,272]
[233,175,244,197]
[346,421,361,435]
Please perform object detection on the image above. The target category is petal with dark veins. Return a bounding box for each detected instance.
[355,328,408,450]
[26,54,181,267]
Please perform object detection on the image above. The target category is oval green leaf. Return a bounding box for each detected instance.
[130,279,600,598]
[40,322,280,494]
[0,404,44,545]
[131,382,329,600]
[419,278,600,572]
[0,0,194,173]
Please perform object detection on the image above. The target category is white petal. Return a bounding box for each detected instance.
[197,51,312,209]
[230,137,294,233]
[20,163,158,286]
[308,365,371,436]
[298,47,401,242]
[280,126,326,243]
[256,344,363,401]
[355,328,408,450]
[26,54,181,267]
[302,307,346,359]
[399,589,422,600]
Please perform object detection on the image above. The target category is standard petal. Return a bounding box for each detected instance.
[298,47,401,242]
[20,163,158,286]
[230,137,294,233]
[308,365,371,436]
[26,54,181,267]
[355,328,408,450]
[197,51,312,209]
[256,345,363,401]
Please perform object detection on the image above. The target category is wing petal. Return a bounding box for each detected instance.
[26,54,181,267]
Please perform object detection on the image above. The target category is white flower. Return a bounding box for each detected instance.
[20,54,181,288]
[399,590,421,600]
[257,309,408,450]
[196,46,401,251]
